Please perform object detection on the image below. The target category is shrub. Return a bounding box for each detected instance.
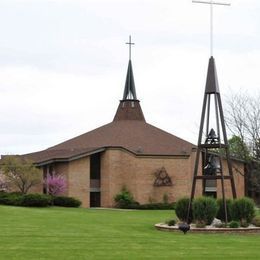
[231,197,256,224]
[192,196,218,225]
[138,202,175,210]
[175,197,192,222]
[216,198,233,222]
[114,186,135,208]
[196,220,206,228]
[53,196,81,207]
[0,192,8,204]
[0,193,51,207]
[0,192,23,206]
[240,219,249,228]
[122,201,140,209]
[166,219,176,226]
[229,220,240,228]
[252,216,260,227]
[20,194,52,207]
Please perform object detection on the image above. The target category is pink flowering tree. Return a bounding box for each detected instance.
[44,174,67,196]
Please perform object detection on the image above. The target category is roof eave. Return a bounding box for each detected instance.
[34,148,106,166]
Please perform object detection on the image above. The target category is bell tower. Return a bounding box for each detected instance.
[187,57,237,224]
[187,0,236,225]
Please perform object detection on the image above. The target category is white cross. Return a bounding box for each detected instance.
[126,35,135,60]
[192,0,231,57]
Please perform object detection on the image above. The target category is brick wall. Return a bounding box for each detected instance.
[67,157,90,207]
[47,148,245,208]
[101,148,200,207]
[100,148,245,207]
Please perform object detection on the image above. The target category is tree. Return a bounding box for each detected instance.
[0,156,41,194]
[228,135,250,161]
[0,173,9,192]
[225,91,260,160]
[225,91,260,202]
[43,174,67,196]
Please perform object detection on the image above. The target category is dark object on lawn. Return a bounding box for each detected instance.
[178,223,190,234]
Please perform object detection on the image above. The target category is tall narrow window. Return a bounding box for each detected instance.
[90,153,101,207]
[90,154,100,180]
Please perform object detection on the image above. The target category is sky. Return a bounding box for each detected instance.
[0,0,260,156]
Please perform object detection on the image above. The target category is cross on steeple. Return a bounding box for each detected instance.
[192,0,231,57]
[126,35,135,60]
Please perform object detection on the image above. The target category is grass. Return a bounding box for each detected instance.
[0,206,260,260]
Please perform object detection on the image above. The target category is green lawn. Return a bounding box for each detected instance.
[0,206,259,260]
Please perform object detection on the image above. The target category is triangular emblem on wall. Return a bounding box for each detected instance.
[154,167,172,187]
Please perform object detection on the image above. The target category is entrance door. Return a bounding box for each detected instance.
[90,192,101,207]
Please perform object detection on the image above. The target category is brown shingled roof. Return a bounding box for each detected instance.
[24,100,195,164]
[47,120,194,156]
[24,147,105,165]
[24,101,195,163]
[20,60,196,164]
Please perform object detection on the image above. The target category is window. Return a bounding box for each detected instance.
[90,154,101,180]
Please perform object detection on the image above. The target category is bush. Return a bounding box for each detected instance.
[138,202,175,210]
[192,196,218,225]
[231,197,256,224]
[120,201,140,209]
[196,220,206,228]
[175,197,191,222]
[229,220,240,228]
[0,192,81,208]
[252,216,260,227]
[240,219,249,228]
[166,219,176,226]
[20,194,52,207]
[53,196,81,207]
[216,198,233,222]
[114,186,135,208]
[0,192,23,206]
[115,202,175,210]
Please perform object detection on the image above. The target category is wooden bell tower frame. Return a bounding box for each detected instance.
[187,57,237,224]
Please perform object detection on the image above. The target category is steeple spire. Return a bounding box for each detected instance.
[123,60,137,100]
[113,36,145,122]
[123,36,137,100]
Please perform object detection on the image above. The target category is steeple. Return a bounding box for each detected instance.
[122,60,137,100]
[122,35,137,100]
[113,36,145,122]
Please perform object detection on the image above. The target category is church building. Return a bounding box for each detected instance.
[23,54,245,208]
